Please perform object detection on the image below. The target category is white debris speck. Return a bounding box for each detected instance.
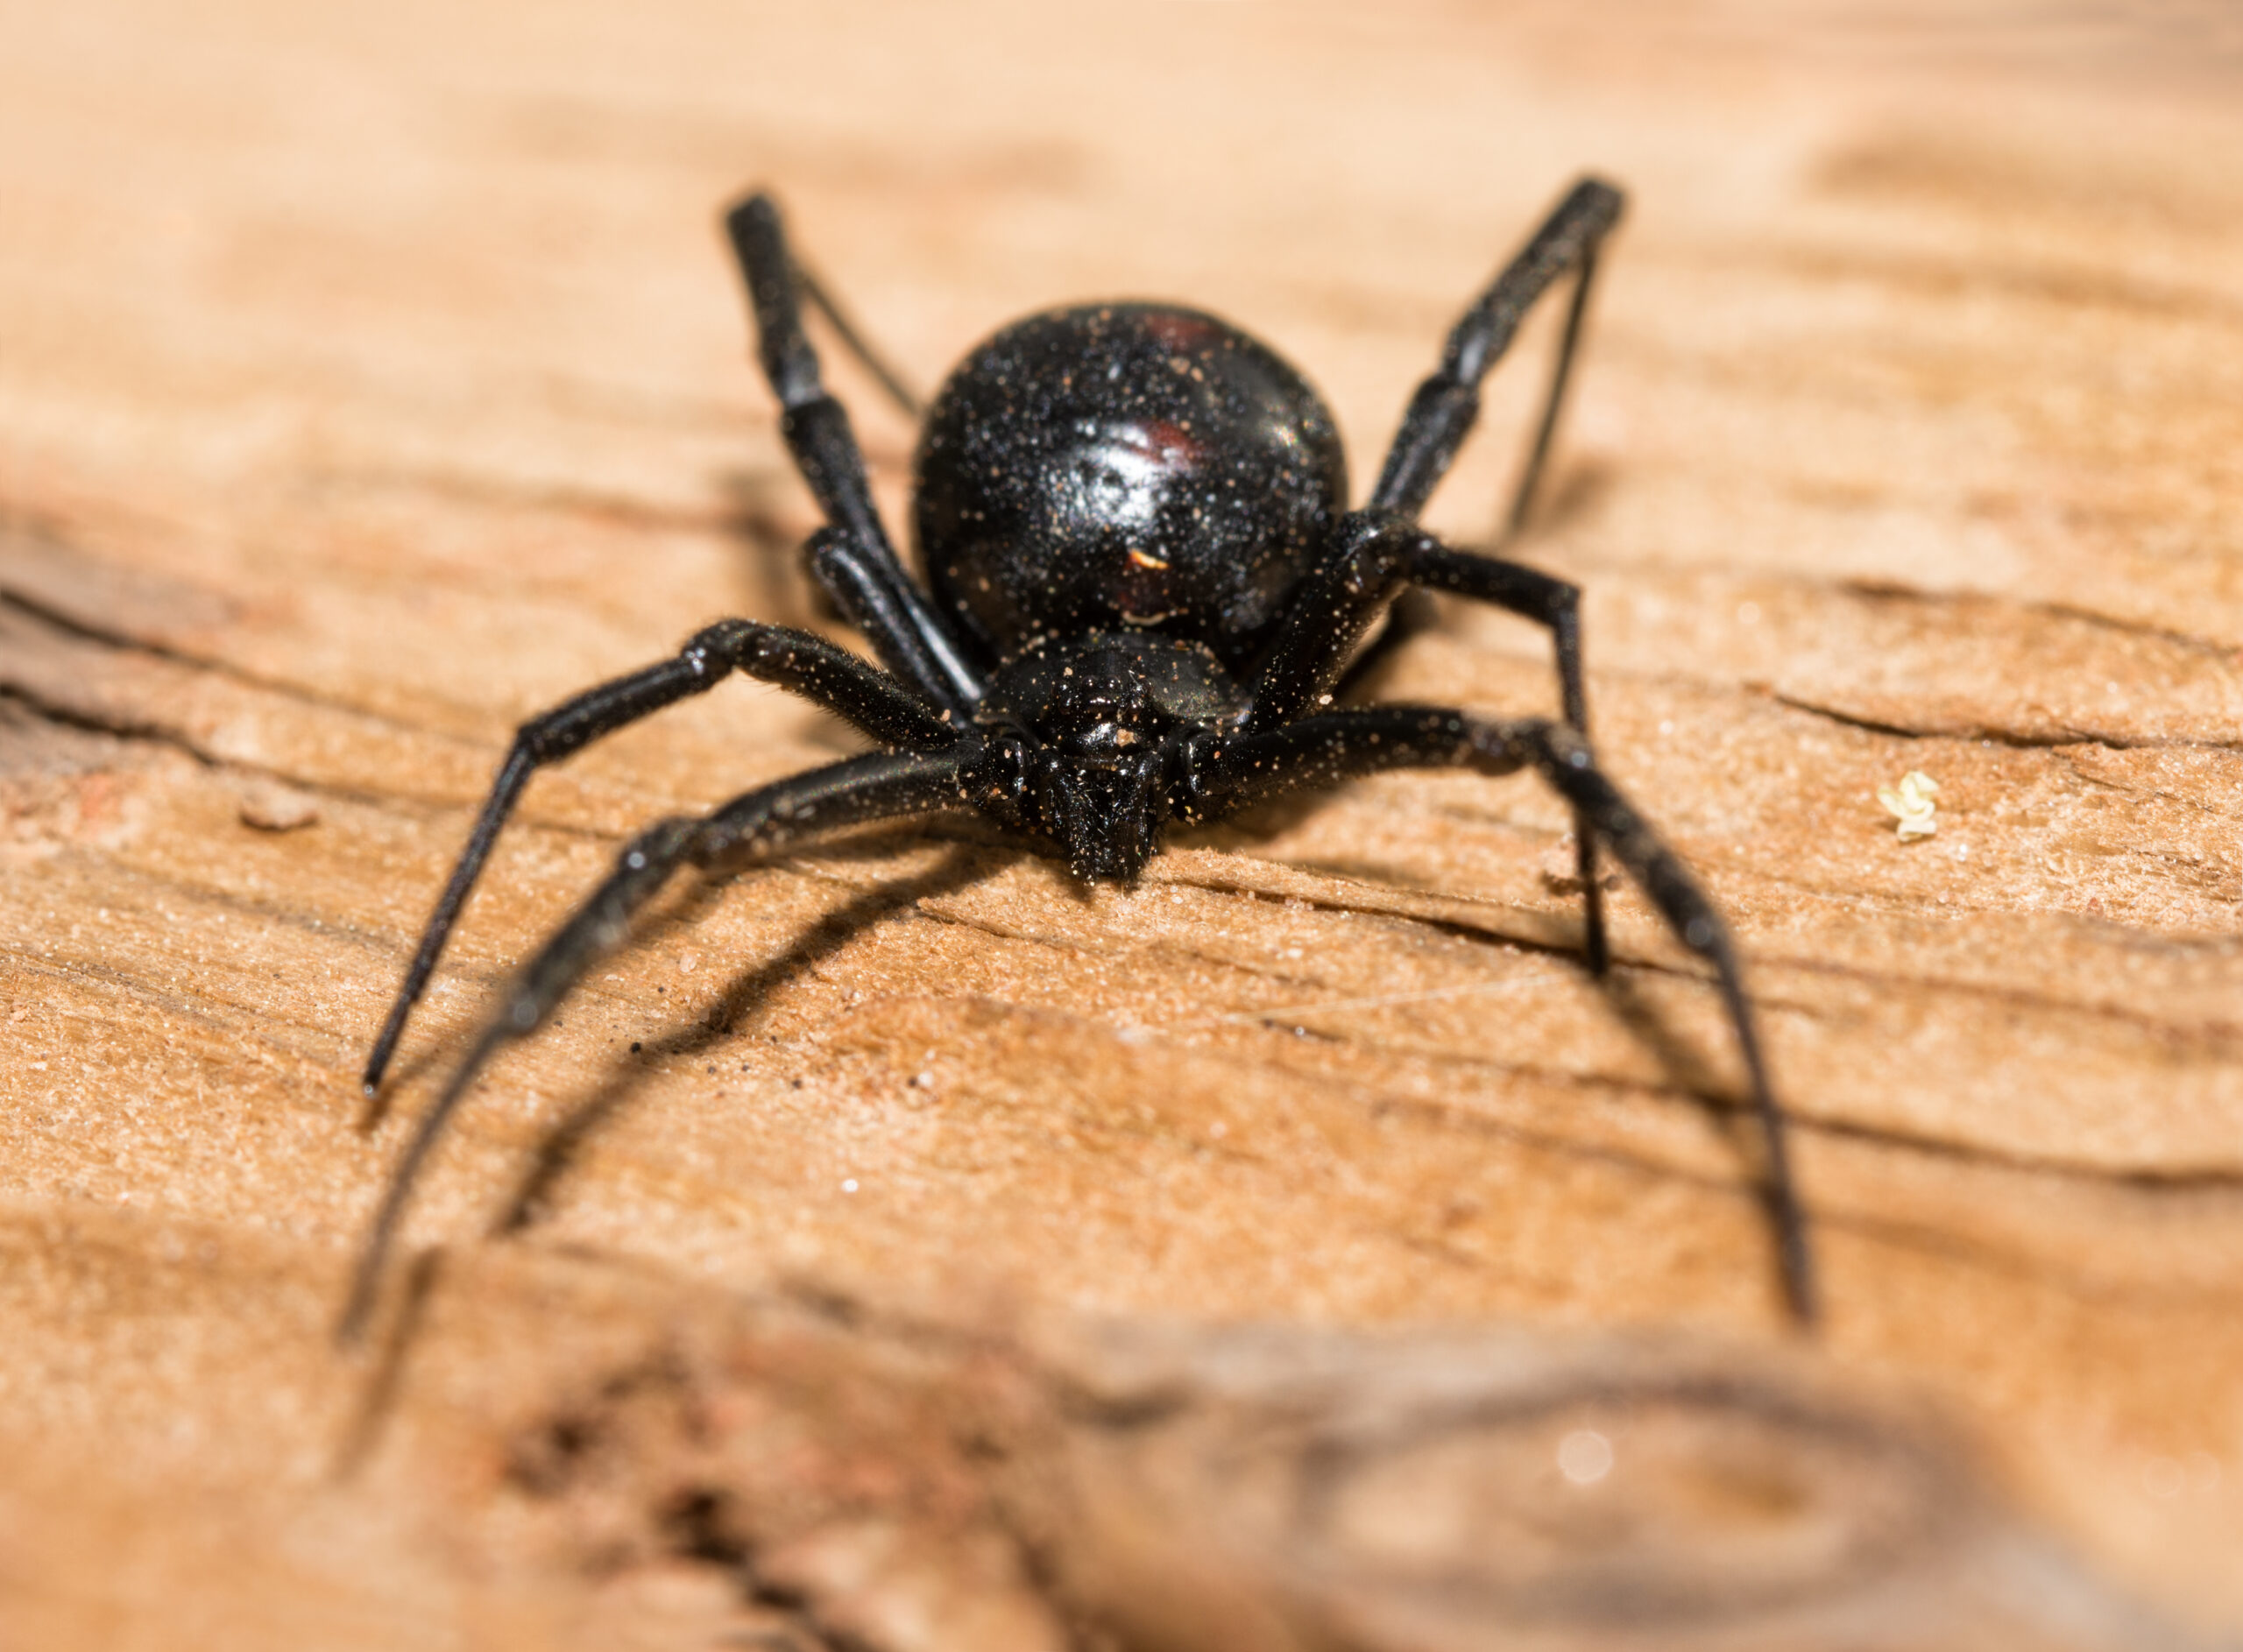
[1558,1429,1613,1485]
[1877,771,1941,840]
[2141,1455,2185,1500]
[236,779,320,832]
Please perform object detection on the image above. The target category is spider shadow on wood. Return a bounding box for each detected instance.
[489,835,1003,1241]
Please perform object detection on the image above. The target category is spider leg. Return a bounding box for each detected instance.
[790,257,923,421]
[1369,178,1623,525]
[362,618,957,1096]
[1198,706,1815,1324]
[341,746,972,1344]
[1249,516,1609,972]
[1330,588,1441,702]
[725,193,984,712]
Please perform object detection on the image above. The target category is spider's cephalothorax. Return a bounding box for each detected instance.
[344,181,1818,1341]
[980,627,1247,883]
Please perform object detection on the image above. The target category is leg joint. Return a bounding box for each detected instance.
[620,816,698,874]
[1463,714,1576,775]
[1329,512,1426,597]
[684,618,762,674]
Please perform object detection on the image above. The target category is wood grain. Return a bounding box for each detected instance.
[4,1,2241,1644]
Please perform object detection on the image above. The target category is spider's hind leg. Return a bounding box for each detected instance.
[1369,177,1623,525]
[725,194,983,711]
[1334,181,1622,732]
[1363,179,1632,528]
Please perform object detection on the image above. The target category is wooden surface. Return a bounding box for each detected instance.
[4,1,2243,1645]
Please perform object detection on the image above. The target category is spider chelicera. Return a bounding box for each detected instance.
[342,179,1815,1338]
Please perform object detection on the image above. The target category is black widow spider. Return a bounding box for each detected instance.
[342,179,1815,1338]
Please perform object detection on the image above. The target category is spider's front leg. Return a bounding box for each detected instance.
[1250,515,1609,971]
[342,746,975,1343]
[1196,705,1815,1324]
[363,609,954,1096]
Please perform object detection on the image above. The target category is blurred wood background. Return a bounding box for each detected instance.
[4,1,2241,1646]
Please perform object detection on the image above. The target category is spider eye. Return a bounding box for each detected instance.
[1062,720,1143,757]
[1046,644,1150,757]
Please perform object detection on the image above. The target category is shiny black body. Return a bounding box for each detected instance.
[344,182,1817,1339]
[918,304,1346,664]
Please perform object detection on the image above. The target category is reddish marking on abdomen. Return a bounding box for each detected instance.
[1138,308,1222,352]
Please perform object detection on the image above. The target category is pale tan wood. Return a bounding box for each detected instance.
[4,2,2242,1644]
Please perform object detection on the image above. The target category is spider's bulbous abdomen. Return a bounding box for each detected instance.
[915,303,1347,671]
